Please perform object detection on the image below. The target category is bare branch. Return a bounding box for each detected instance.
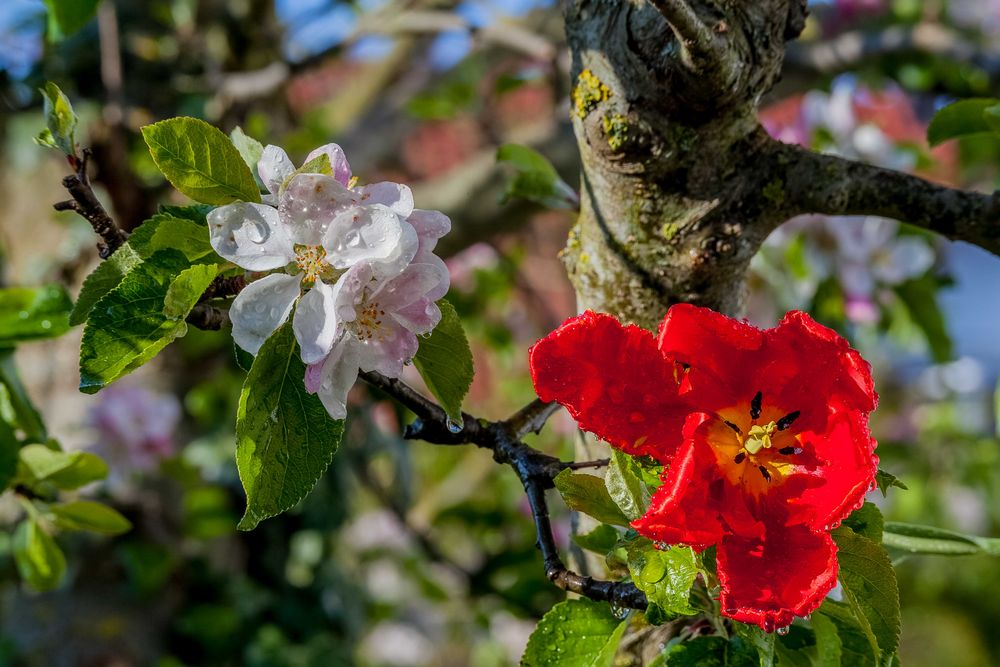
[768,139,1000,255]
[509,399,562,440]
[647,0,731,75]
[55,151,129,259]
[563,459,610,471]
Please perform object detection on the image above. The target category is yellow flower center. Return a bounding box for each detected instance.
[351,299,386,342]
[294,245,329,284]
[743,421,778,455]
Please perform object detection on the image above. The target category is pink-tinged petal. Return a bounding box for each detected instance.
[657,304,766,408]
[355,182,414,218]
[304,360,324,394]
[355,320,419,378]
[407,209,451,256]
[279,174,360,245]
[392,298,441,335]
[311,341,362,420]
[323,205,416,275]
[305,143,352,187]
[375,262,447,312]
[631,437,727,548]
[230,273,301,355]
[293,279,343,365]
[717,526,838,631]
[529,311,689,461]
[208,202,295,271]
[258,145,295,196]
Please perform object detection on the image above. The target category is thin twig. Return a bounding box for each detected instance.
[563,459,610,471]
[55,150,129,258]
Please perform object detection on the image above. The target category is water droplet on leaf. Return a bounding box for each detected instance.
[776,626,790,636]
[446,417,463,433]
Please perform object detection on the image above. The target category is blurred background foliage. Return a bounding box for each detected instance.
[1,0,1000,664]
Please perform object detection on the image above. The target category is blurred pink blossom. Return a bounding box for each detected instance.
[88,385,181,473]
[445,242,500,292]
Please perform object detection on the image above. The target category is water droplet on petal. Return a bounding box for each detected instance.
[446,417,463,434]
[246,218,270,244]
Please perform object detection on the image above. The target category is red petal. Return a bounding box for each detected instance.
[657,304,766,409]
[787,409,878,531]
[763,311,878,430]
[717,524,838,631]
[631,436,727,548]
[529,311,688,460]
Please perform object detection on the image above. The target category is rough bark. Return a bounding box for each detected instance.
[561,0,801,324]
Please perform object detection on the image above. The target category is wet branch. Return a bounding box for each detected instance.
[768,139,1000,256]
[54,151,129,259]
[364,370,648,611]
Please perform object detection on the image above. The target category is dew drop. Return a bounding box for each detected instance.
[246,219,270,244]
[40,320,51,330]
[345,230,362,248]
[803,613,812,621]
[18,311,28,320]
[653,541,671,551]
[446,417,463,434]
[254,302,267,314]
[776,626,790,636]
[610,604,628,620]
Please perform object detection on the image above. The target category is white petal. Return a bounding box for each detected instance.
[323,204,413,272]
[279,174,360,245]
[355,320,418,378]
[230,273,301,355]
[408,209,451,250]
[313,341,361,420]
[392,298,441,334]
[208,202,295,271]
[293,280,343,365]
[305,143,352,187]
[376,262,448,313]
[355,182,414,218]
[876,238,934,284]
[258,145,296,197]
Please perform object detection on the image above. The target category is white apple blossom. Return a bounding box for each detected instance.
[303,213,451,419]
[208,143,423,361]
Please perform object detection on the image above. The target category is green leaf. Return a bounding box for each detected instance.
[141,117,261,205]
[230,126,264,173]
[280,153,333,192]
[0,418,18,491]
[128,213,223,264]
[811,608,844,667]
[927,98,1000,146]
[43,0,100,39]
[843,502,884,543]
[236,322,345,530]
[818,600,878,666]
[874,469,908,497]
[36,82,77,152]
[0,285,72,345]
[13,518,66,591]
[656,635,758,667]
[158,204,215,224]
[70,244,142,326]
[412,299,473,424]
[573,524,621,554]
[894,277,952,363]
[605,450,650,521]
[521,599,626,667]
[0,350,46,441]
[50,500,132,535]
[164,264,218,320]
[732,623,775,667]
[625,540,698,622]
[18,443,108,489]
[553,469,630,527]
[79,250,191,393]
[881,522,1000,557]
[496,144,579,210]
[832,526,901,664]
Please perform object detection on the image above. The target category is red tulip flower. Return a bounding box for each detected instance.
[529,305,878,631]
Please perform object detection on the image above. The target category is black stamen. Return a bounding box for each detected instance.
[750,391,762,420]
[777,410,801,431]
[778,446,797,455]
[724,420,741,434]
[734,452,746,464]
[758,465,771,482]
